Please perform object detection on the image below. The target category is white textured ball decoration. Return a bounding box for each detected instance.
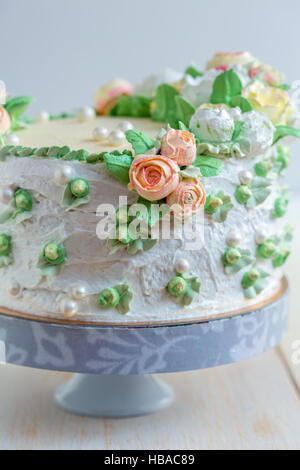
[35,111,50,123]
[255,229,268,245]
[54,164,74,185]
[71,284,88,300]
[118,120,134,132]
[9,281,21,297]
[239,170,253,185]
[174,258,190,274]
[5,134,20,146]
[226,230,242,247]
[59,297,79,318]
[92,126,109,141]
[108,129,125,146]
[77,106,95,122]
[0,186,14,205]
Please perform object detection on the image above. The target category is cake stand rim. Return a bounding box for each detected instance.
[0,276,288,329]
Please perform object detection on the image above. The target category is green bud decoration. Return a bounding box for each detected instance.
[257,241,277,260]
[242,269,260,289]
[235,184,252,204]
[70,178,89,198]
[273,247,290,268]
[255,159,273,178]
[205,196,223,214]
[116,206,130,225]
[274,197,289,218]
[116,224,131,244]
[43,242,66,265]
[14,189,33,212]
[224,248,242,265]
[0,234,11,256]
[98,287,120,308]
[168,276,188,297]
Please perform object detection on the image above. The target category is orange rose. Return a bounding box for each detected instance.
[167,178,206,219]
[128,155,180,201]
[0,106,11,134]
[160,129,197,166]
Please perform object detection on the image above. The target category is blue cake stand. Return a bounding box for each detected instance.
[0,278,288,418]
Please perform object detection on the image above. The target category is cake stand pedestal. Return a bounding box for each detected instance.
[0,278,288,418]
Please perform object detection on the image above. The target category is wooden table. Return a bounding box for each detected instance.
[0,205,299,450]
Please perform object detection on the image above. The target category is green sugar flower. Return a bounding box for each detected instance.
[273,197,289,218]
[257,240,277,259]
[167,274,200,307]
[235,178,271,209]
[235,184,252,204]
[43,242,66,265]
[97,284,133,314]
[98,288,120,308]
[70,178,89,198]
[0,234,11,256]
[273,247,290,268]
[14,189,33,212]
[204,191,233,223]
[242,268,270,299]
[222,247,254,275]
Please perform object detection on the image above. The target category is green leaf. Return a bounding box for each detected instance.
[152,84,180,128]
[109,95,152,118]
[273,125,300,144]
[135,196,168,228]
[114,284,133,314]
[180,166,201,179]
[125,129,156,156]
[185,65,203,78]
[205,191,233,223]
[104,152,133,184]
[193,155,224,177]
[0,253,13,268]
[0,202,33,225]
[232,121,244,141]
[4,96,35,119]
[174,95,195,128]
[178,121,190,132]
[37,254,63,277]
[224,249,255,275]
[231,96,253,112]
[272,84,290,91]
[246,178,272,209]
[210,70,243,106]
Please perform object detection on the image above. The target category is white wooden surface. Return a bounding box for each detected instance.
[0,202,299,450]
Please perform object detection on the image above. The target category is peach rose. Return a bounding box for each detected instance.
[167,178,206,219]
[160,129,197,166]
[0,106,11,134]
[94,79,133,115]
[128,155,180,201]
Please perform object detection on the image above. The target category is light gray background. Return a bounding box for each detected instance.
[1,0,300,188]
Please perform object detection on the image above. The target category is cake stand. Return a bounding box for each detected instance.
[0,278,289,418]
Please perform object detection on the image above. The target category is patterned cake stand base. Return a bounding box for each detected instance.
[0,278,288,418]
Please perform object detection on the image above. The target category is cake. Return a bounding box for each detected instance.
[0,52,297,323]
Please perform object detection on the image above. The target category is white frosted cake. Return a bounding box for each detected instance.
[0,52,297,323]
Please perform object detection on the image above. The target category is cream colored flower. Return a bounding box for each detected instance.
[206,52,257,70]
[0,81,6,105]
[243,81,294,125]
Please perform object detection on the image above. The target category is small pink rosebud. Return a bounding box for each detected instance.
[167,177,206,219]
[160,129,197,166]
[0,106,11,134]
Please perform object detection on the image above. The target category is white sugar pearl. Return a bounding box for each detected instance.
[239,170,253,185]
[71,284,88,300]
[92,126,109,141]
[175,258,190,274]
[77,106,95,122]
[9,281,21,297]
[59,297,78,318]
[118,120,133,132]
[54,164,74,185]
[108,129,125,146]
[35,111,49,123]
[0,186,14,205]
[226,230,241,247]
[255,229,268,245]
[5,134,20,146]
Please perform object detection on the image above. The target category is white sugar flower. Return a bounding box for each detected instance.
[237,111,275,158]
[189,105,235,143]
[135,69,183,97]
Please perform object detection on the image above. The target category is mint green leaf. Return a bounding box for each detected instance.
[174,95,195,128]
[178,121,190,132]
[224,249,255,275]
[246,178,272,209]
[232,121,245,141]
[152,84,180,128]
[210,70,242,106]
[272,84,290,91]
[193,155,224,177]
[4,96,35,119]
[62,183,90,211]
[185,66,203,78]
[37,254,63,277]
[273,125,300,144]
[109,95,151,118]
[136,196,168,228]
[125,129,156,156]
[0,253,13,268]
[104,152,133,184]
[231,96,253,112]
[115,284,133,314]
